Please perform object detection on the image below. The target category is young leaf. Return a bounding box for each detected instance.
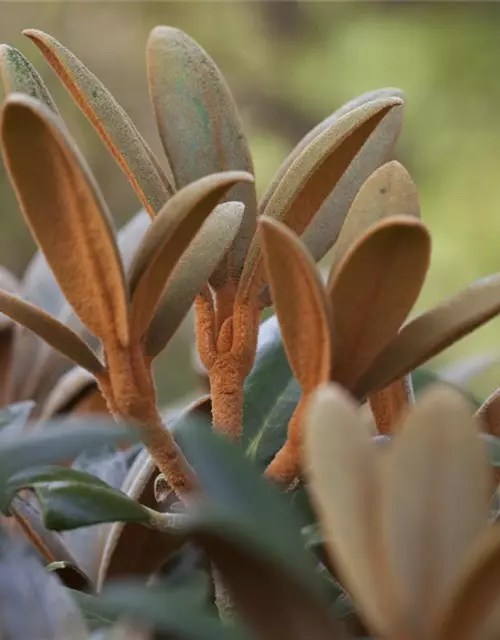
[238,97,403,303]
[24,29,173,215]
[259,87,404,214]
[0,418,138,510]
[1,94,130,347]
[146,26,257,287]
[145,201,244,358]
[328,216,431,388]
[259,218,332,393]
[355,273,500,399]
[0,291,103,374]
[383,386,490,637]
[4,466,152,530]
[0,44,58,112]
[305,384,399,636]
[129,172,252,342]
[327,160,420,280]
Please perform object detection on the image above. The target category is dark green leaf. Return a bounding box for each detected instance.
[242,315,301,468]
[0,418,138,510]
[4,466,152,529]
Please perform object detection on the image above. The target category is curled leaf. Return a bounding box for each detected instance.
[1,93,129,347]
[259,218,331,393]
[355,273,500,399]
[147,26,256,286]
[129,172,252,342]
[24,29,173,215]
[328,216,431,388]
[145,202,244,358]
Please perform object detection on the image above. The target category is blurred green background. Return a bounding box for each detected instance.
[1,1,500,405]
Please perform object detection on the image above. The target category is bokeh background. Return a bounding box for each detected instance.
[1,1,500,405]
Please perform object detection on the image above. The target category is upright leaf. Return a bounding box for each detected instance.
[146,26,257,287]
[24,29,173,215]
[0,44,58,112]
[328,216,431,388]
[1,94,129,347]
[355,273,500,399]
[259,218,332,393]
[129,172,252,341]
[145,201,244,357]
[238,97,403,304]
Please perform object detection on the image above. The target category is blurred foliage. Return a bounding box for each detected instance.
[1,1,500,403]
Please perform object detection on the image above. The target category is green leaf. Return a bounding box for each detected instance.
[3,466,152,530]
[242,315,301,468]
[0,417,138,510]
[90,583,246,639]
[146,26,257,287]
[0,44,58,112]
[176,416,340,639]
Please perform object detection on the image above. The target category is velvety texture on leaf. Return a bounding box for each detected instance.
[328,160,420,280]
[145,201,244,357]
[239,97,403,304]
[0,44,58,112]
[355,273,500,399]
[1,94,130,347]
[4,465,152,530]
[328,216,431,388]
[0,290,104,374]
[259,218,332,393]
[24,29,173,215]
[129,171,252,341]
[147,26,257,286]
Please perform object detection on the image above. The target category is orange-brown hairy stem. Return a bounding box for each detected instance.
[265,396,308,485]
[368,377,412,435]
[98,342,197,498]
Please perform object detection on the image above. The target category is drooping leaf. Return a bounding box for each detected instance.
[0,417,138,509]
[175,415,340,640]
[4,466,153,530]
[239,97,403,304]
[145,202,244,358]
[0,291,104,374]
[328,216,431,389]
[304,384,398,637]
[327,160,420,280]
[146,26,257,287]
[241,316,300,469]
[259,218,332,393]
[355,273,500,399]
[1,94,130,348]
[259,87,404,214]
[128,172,252,342]
[383,386,490,637]
[0,44,58,112]
[24,29,173,215]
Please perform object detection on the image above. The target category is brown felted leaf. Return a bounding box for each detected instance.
[327,160,420,281]
[259,218,332,393]
[383,386,490,638]
[1,94,130,348]
[146,26,257,286]
[129,172,252,342]
[328,216,431,389]
[24,29,173,216]
[0,291,103,374]
[145,202,244,358]
[433,525,500,640]
[354,273,500,400]
[259,87,405,215]
[0,45,58,113]
[238,97,403,305]
[304,384,398,637]
[368,376,413,435]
